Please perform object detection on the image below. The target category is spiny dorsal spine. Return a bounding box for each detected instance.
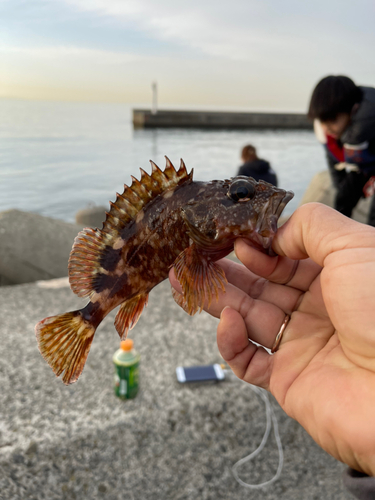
[102,157,192,237]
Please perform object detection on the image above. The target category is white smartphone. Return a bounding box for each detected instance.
[176,364,225,383]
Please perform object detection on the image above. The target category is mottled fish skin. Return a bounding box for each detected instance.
[74,182,198,330]
[35,158,293,385]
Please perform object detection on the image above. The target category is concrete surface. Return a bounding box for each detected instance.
[133,109,312,129]
[0,278,353,500]
[0,210,82,286]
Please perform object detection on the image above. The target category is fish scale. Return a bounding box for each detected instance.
[35,157,293,385]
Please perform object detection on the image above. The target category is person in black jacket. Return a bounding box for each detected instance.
[237,144,278,186]
[308,75,375,226]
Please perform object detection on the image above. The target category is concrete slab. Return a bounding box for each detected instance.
[0,279,353,499]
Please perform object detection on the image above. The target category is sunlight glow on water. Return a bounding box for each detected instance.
[0,99,326,223]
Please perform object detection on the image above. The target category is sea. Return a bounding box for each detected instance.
[0,99,326,223]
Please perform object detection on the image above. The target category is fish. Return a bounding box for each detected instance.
[35,157,293,385]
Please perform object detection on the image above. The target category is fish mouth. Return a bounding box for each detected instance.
[254,189,294,254]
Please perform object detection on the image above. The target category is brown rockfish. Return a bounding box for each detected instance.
[35,157,293,384]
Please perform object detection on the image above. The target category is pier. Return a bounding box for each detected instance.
[133,109,312,129]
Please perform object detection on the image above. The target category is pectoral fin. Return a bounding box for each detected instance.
[171,286,190,314]
[181,207,218,249]
[114,293,149,339]
[173,243,227,315]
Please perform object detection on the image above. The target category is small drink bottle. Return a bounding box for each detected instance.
[113,339,140,399]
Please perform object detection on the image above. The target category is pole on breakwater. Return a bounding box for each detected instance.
[151,82,158,115]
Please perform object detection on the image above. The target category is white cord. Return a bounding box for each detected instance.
[225,374,284,489]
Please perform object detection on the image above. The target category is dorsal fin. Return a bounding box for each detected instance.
[102,157,193,237]
[68,157,193,298]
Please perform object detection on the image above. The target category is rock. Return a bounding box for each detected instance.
[0,209,82,285]
[75,206,107,228]
[299,170,335,207]
[299,170,372,224]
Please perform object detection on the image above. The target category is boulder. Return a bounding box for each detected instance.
[75,205,107,228]
[0,209,81,285]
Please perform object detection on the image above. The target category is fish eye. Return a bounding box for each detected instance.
[228,179,256,202]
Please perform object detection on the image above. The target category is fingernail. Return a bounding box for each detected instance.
[220,306,231,319]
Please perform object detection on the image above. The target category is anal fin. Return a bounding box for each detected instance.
[114,293,149,339]
[173,244,227,315]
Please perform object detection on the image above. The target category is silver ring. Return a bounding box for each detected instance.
[271,315,290,353]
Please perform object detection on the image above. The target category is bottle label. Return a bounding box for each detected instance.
[114,361,139,400]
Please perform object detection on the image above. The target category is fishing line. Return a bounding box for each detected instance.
[224,371,284,489]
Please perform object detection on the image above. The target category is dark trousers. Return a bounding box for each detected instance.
[328,163,375,227]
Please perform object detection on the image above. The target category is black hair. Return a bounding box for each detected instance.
[308,75,362,121]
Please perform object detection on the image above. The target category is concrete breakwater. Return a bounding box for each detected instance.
[0,210,82,286]
[0,207,107,286]
[133,109,312,129]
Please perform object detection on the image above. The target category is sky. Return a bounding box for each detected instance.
[1,0,374,110]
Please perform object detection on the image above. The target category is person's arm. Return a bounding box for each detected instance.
[170,203,375,476]
[343,141,375,175]
[341,94,375,175]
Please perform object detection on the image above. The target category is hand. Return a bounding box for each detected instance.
[334,161,359,172]
[169,203,375,476]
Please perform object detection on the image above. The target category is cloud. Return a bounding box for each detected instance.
[1,0,374,105]
[60,0,303,62]
[61,0,375,64]
[0,45,140,65]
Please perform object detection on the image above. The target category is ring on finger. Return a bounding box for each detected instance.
[271,314,290,353]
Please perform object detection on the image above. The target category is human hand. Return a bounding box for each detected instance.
[169,203,375,476]
[334,161,359,172]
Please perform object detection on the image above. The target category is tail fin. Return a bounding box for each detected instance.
[35,311,96,385]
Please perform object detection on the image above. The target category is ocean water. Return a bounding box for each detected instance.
[0,99,326,223]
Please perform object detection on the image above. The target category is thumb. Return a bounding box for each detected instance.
[273,203,374,265]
